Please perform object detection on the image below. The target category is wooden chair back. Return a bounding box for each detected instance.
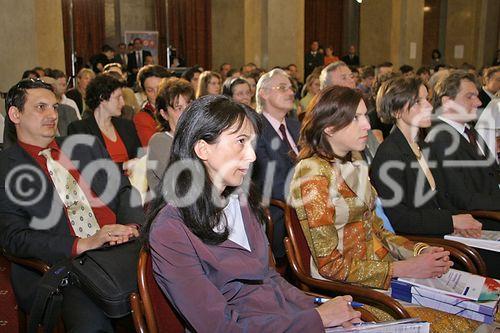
[130,248,185,333]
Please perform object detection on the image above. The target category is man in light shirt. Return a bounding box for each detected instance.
[253,68,299,264]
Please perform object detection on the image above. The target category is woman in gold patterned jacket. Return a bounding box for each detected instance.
[289,86,486,332]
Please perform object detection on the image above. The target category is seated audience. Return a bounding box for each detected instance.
[290,86,487,331]
[181,66,203,91]
[147,78,194,192]
[370,76,482,237]
[48,69,81,118]
[103,62,140,120]
[145,95,361,332]
[90,44,115,73]
[133,65,171,146]
[323,46,340,65]
[399,65,415,77]
[196,71,222,98]
[0,78,142,332]
[243,71,260,108]
[478,66,500,108]
[319,61,355,90]
[299,72,321,120]
[66,68,95,116]
[222,77,252,106]
[68,74,142,170]
[356,66,375,95]
[41,76,79,136]
[416,66,431,85]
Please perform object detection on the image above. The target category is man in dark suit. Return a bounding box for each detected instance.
[478,66,499,108]
[0,79,143,332]
[426,70,500,229]
[127,38,152,74]
[114,42,129,70]
[253,69,299,262]
[304,41,324,80]
[341,45,360,67]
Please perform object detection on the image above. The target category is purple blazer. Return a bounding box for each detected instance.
[149,200,323,333]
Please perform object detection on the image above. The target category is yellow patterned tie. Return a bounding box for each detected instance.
[39,148,100,238]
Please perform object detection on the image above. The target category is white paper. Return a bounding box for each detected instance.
[445,231,500,252]
[454,45,464,59]
[398,269,485,301]
[326,318,430,332]
[410,42,417,59]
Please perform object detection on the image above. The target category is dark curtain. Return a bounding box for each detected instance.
[62,0,105,78]
[154,0,167,67]
[304,0,343,57]
[167,0,212,69]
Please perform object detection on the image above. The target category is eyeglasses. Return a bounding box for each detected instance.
[16,78,48,89]
[270,84,294,93]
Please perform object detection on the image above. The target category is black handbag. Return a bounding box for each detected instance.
[28,238,141,333]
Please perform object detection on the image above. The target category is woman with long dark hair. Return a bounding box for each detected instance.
[144,95,361,332]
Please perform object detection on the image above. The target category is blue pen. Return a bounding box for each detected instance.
[313,297,364,308]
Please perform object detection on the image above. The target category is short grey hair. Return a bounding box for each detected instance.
[255,68,290,113]
[319,61,347,90]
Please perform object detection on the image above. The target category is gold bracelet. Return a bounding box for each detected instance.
[413,242,429,256]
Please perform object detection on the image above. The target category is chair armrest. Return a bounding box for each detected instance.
[284,238,411,320]
[130,293,147,333]
[468,210,500,221]
[2,250,50,274]
[402,235,486,275]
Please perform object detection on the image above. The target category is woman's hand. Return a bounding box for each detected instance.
[452,214,482,238]
[393,248,453,279]
[315,295,362,328]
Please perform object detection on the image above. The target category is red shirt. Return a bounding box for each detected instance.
[101,128,129,163]
[133,102,158,146]
[18,140,117,255]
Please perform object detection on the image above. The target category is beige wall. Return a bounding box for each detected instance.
[360,0,393,67]
[444,0,481,67]
[267,0,304,77]
[360,0,424,69]
[212,0,245,70]
[119,0,155,35]
[35,0,66,70]
[0,0,65,116]
[215,0,304,79]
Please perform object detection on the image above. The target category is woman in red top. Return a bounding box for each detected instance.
[68,74,142,171]
[133,65,171,146]
[324,46,340,66]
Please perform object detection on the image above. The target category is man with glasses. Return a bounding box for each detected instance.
[319,61,355,90]
[253,68,299,265]
[0,78,143,331]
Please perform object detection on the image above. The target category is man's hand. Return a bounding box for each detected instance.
[76,224,139,254]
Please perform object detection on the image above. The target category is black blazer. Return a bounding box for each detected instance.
[426,120,500,212]
[370,127,454,236]
[127,50,152,72]
[341,54,360,67]
[67,115,142,161]
[66,88,83,115]
[478,87,492,109]
[0,136,144,311]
